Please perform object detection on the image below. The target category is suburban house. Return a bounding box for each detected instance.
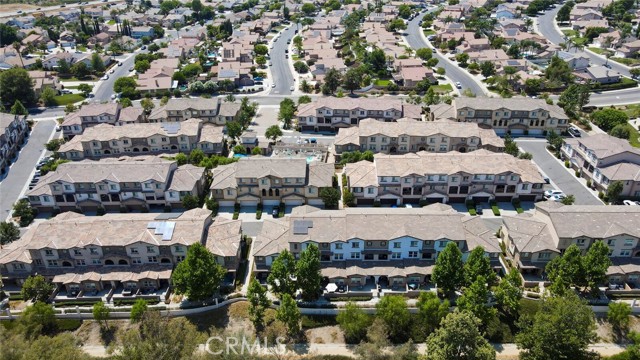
[26,156,207,213]
[333,118,504,158]
[61,103,144,139]
[576,66,621,84]
[428,97,570,136]
[131,26,155,39]
[210,157,335,207]
[148,98,232,124]
[614,40,640,58]
[0,113,28,176]
[253,205,501,288]
[0,209,242,297]
[344,150,545,206]
[501,202,640,286]
[557,51,590,70]
[56,118,225,160]
[296,97,423,132]
[562,133,640,199]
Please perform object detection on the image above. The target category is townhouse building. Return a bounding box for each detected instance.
[210,157,335,207]
[501,202,640,286]
[253,205,500,287]
[334,118,504,159]
[148,98,241,125]
[56,118,224,160]
[0,113,28,175]
[26,156,206,213]
[296,97,423,133]
[562,133,640,199]
[429,97,570,135]
[61,103,144,139]
[0,209,242,296]
[344,150,545,206]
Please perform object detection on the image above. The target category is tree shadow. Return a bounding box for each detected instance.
[100,325,117,346]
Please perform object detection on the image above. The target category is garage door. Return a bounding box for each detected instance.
[494,129,507,136]
[403,198,421,205]
[284,199,304,206]
[218,200,235,207]
[263,200,280,206]
[519,195,538,201]
[495,196,512,202]
[240,200,259,206]
[510,129,525,136]
[424,198,444,204]
[380,198,398,206]
[448,196,466,203]
[307,199,324,206]
[529,129,544,136]
[357,198,374,205]
[472,196,490,203]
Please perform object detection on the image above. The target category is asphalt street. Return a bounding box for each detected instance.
[405,11,487,96]
[269,25,298,96]
[92,55,137,103]
[516,139,603,205]
[0,120,57,221]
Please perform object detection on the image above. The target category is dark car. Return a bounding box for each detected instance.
[475,205,483,215]
[272,208,278,218]
[141,45,147,50]
[568,127,581,137]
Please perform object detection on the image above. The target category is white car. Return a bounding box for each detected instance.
[271,83,276,88]
[544,189,564,198]
[290,86,294,91]
[455,82,462,89]
[550,194,566,202]
[623,200,640,206]
[109,69,115,74]
[101,75,109,80]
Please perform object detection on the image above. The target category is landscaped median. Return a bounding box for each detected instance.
[53,94,85,106]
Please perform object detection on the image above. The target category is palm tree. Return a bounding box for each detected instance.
[524,18,533,32]
[13,42,24,68]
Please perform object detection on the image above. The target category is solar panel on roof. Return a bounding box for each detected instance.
[162,123,181,134]
[154,213,180,220]
[162,222,176,241]
[293,220,314,235]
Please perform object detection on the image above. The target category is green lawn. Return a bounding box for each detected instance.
[629,125,640,148]
[423,29,436,36]
[53,94,84,106]
[572,37,588,46]
[611,57,640,66]
[431,83,453,93]
[374,79,391,86]
[588,47,609,55]
[76,45,87,52]
[621,104,640,118]
[107,20,115,25]
[562,29,578,37]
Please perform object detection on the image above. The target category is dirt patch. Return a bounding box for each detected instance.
[74,319,135,347]
[305,325,345,345]
[0,4,40,12]
[596,314,640,344]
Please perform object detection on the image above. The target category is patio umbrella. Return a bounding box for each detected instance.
[325,283,338,292]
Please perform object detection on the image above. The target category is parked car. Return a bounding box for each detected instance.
[455,82,462,89]
[623,200,640,206]
[309,138,317,143]
[475,204,483,215]
[568,127,581,137]
[101,74,109,80]
[118,62,123,66]
[550,194,566,202]
[272,83,276,88]
[272,208,278,218]
[544,189,564,198]
[290,86,294,91]
[129,67,134,72]
[141,45,147,50]
[109,69,115,74]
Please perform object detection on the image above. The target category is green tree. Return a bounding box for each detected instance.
[255,55,267,67]
[134,59,150,73]
[432,242,464,297]
[247,278,270,331]
[295,244,322,301]
[77,83,93,97]
[480,61,496,79]
[517,293,597,360]
[0,221,20,245]
[21,275,55,303]
[558,83,590,115]
[610,124,631,139]
[91,53,105,72]
[455,53,470,67]
[298,95,312,105]
[130,298,148,323]
[226,120,243,140]
[545,55,573,84]
[343,68,362,94]
[140,97,155,115]
[57,59,71,76]
[0,67,35,105]
[119,97,133,108]
[113,77,137,94]
[557,1,575,22]
[71,62,90,79]
[387,18,407,32]
[503,134,520,158]
[10,99,28,116]
[494,268,523,316]
[608,301,631,336]
[376,294,411,342]
[38,87,56,107]
[337,302,372,344]
[583,240,612,294]
[464,246,497,286]
[323,67,342,94]
[457,275,496,325]
[251,146,263,155]
[264,125,283,142]
[416,48,433,61]
[319,187,341,209]
[546,244,585,294]
[267,249,297,297]
[278,98,296,129]
[171,243,226,301]
[21,332,91,360]
[301,2,316,15]
[181,194,200,210]
[591,108,629,132]
[0,23,19,46]
[254,44,269,56]
[606,180,624,203]
[425,310,496,360]
[398,4,412,18]
[293,61,309,73]
[45,138,65,152]
[415,291,449,341]
[20,301,57,339]
[546,129,564,152]
[182,63,203,78]
[174,153,188,165]
[277,293,301,337]
[12,199,36,227]
[92,301,110,328]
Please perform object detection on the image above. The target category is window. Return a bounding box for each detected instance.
[368,188,374,194]
[576,239,585,245]
[381,241,386,246]
[76,259,86,266]
[624,239,634,247]
[148,256,158,263]
[73,249,82,256]
[621,250,631,256]
[408,251,418,258]
[132,258,142,264]
[110,184,117,190]
[410,241,418,247]
[334,253,344,260]
[64,185,72,191]
[350,252,361,259]
[352,242,360,248]
[451,176,458,182]
[335,243,343,250]
[92,259,101,265]
[393,242,401,249]
[176,256,185,262]
[391,252,401,259]
[45,249,54,256]
[608,239,616,246]
[47,260,58,267]
[146,246,155,253]
[34,259,43,266]
[366,241,372,246]
[538,252,551,259]
[13,263,25,270]
[438,241,448,247]
[175,246,183,252]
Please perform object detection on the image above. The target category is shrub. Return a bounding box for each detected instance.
[575,170,581,177]
[598,191,604,199]
[96,207,106,216]
[56,319,83,331]
[586,179,591,188]
[564,160,570,168]
[256,203,263,220]
[491,203,500,216]
[373,201,381,207]
[278,203,285,217]
[233,203,240,220]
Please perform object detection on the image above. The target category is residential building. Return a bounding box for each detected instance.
[26,156,206,213]
[562,133,640,199]
[0,209,242,295]
[296,97,423,132]
[344,150,545,206]
[57,118,225,160]
[61,103,143,139]
[210,157,334,207]
[501,202,640,286]
[0,113,28,175]
[429,97,570,135]
[334,118,504,158]
[148,98,223,123]
[131,26,155,39]
[253,205,500,287]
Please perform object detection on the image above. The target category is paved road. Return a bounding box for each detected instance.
[405,11,486,96]
[269,25,297,96]
[516,139,603,205]
[0,120,57,221]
